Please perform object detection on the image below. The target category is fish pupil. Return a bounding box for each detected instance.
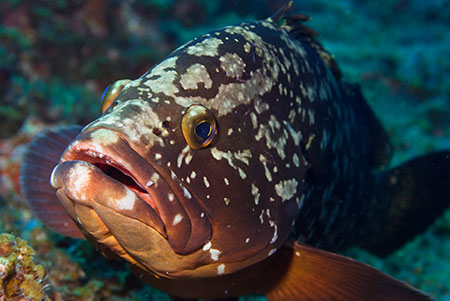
[195,121,211,139]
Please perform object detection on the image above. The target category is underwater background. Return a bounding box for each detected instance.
[0,0,449,299]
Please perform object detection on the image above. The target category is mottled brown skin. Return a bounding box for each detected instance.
[43,6,396,279]
[19,2,450,300]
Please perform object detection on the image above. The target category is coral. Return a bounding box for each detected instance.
[0,233,48,300]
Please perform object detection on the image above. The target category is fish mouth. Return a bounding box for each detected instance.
[62,146,161,216]
[51,128,211,259]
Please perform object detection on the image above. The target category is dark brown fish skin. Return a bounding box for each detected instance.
[48,13,387,279]
[39,0,443,283]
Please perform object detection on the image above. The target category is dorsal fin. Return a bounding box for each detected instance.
[270,1,342,80]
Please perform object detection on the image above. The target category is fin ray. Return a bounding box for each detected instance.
[20,125,84,238]
[265,242,431,300]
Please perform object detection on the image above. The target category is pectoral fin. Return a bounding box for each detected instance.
[20,125,85,238]
[264,242,431,301]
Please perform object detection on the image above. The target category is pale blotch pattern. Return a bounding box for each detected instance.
[186,37,224,57]
[275,179,298,202]
[220,52,246,78]
[142,56,178,94]
[84,99,165,147]
[66,164,92,201]
[90,129,120,145]
[180,64,212,90]
[114,188,136,210]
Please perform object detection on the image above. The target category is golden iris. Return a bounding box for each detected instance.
[182,105,217,149]
[100,79,131,113]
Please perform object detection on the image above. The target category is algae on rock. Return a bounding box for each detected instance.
[0,233,48,300]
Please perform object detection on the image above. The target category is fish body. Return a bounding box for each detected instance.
[20,2,450,299]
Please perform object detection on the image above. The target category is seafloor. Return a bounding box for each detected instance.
[0,0,449,300]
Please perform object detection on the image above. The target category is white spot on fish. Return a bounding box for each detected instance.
[154,153,162,160]
[203,176,210,188]
[250,112,258,129]
[168,193,174,202]
[224,178,229,186]
[185,152,193,165]
[259,154,272,182]
[203,241,212,251]
[217,264,225,275]
[251,183,260,205]
[293,153,300,167]
[224,197,230,206]
[177,145,190,168]
[210,248,222,261]
[270,224,278,244]
[190,171,196,179]
[238,168,247,179]
[268,248,277,256]
[182,186,192,199]
[172,214,183,226]
[150,173,160,187]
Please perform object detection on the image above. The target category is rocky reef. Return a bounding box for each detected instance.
[0,233,47,300]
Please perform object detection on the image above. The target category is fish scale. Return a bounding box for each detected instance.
[20,1,450,299]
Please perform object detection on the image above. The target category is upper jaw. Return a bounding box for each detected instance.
[52,127,211,255]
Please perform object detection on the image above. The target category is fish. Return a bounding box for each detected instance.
[19,1,450,300]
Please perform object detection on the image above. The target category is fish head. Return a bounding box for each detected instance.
[50,23,307,278]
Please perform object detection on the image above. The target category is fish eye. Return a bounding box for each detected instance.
[195,121,211,139]
[101,79,131,113]
[182,105,217,149]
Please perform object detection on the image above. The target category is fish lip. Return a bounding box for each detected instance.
[59,129,167,237]
[60,127,212,254]
[62,147,159,213]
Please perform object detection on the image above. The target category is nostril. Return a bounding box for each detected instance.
[153,128,162,136]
